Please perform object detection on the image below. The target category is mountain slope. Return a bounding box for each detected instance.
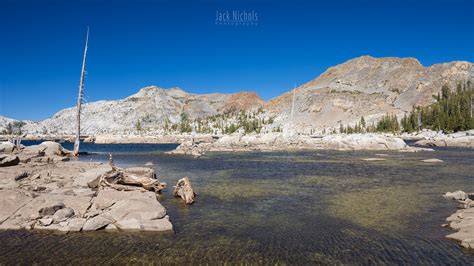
[20,87,263,134]
[2,56,473,135]
[265,56,473,131]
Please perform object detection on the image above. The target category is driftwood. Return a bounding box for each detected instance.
[173,177,196,204]
[93,157,166,192]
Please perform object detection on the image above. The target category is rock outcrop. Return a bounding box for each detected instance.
[444,190,474,249]
[167,132,429,154]
[414,130,474,148]
[0,142,173,232]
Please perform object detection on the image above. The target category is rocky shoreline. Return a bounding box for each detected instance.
[3,130,473,149]
[443,191,474,249]
[411,130,474,148]
[166,133,434,157]
[0,141,173,232]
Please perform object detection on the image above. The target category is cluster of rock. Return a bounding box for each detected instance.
[0,141,175,232]
[443,190,474,249]
[0,141,70,167]
[166,132,431,156]
[413,130,474,148]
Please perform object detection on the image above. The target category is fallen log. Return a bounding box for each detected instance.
[173,177,196,204]
[91,157,166,193]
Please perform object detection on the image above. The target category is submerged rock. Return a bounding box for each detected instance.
[361,158,386,161]
[421,158,443,163]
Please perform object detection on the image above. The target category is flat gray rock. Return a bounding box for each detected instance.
[72,165,112,188]
[53,207,74,222]
[0,190,32,224]
[421,158,443,163]
[82,216,113,231]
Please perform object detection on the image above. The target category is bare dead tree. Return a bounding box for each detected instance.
[73,27,89,156]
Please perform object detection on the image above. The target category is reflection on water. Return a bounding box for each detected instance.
[1,144,474,264]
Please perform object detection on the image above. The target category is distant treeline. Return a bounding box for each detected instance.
[339,82,473,134]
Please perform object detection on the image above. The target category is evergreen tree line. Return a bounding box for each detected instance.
[161,108,275,134]
[338,82,473,134]
[401,82,473,133]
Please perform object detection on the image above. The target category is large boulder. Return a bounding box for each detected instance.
[444,191,468,201]
[72,165,113,188]
[115,216,172,231]
[23,141,70,156]
[89,189,172,232]
[52,207,74,222]
[322,134,407,150]
[94,190,166,220]
[39,202,65,216]
[0,155,20,167]
[123,167,155,179]
[82,215,113,231]
[0,142,16,153]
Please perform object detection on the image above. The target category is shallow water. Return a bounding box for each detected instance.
[1,143,474,264]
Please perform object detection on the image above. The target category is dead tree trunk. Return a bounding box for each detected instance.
[73,27,89,157]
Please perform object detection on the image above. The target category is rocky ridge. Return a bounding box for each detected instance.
[2,87,263,135]
[266,56,473,132]
[1,56,472,135]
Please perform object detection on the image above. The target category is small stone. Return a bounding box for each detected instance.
[32,186,46,192]
[30,173,41,180]
[362,158,386,161]
[59,221,69,226]
[67,218,87,232]
[14,172,29,181]
[105,223,118,230]
[53,208,74,222]
[82,216,113,231]
[38,218,53,226]
[39,202,65,216]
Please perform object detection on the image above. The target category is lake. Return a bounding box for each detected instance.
[1,142,473,264]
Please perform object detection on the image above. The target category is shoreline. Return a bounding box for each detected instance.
[0,142,174,232]
[2,130,472,149]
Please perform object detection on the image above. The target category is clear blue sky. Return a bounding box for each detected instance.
[1,0,473,120]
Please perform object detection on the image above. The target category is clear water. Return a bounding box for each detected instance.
[1,142,473,264]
